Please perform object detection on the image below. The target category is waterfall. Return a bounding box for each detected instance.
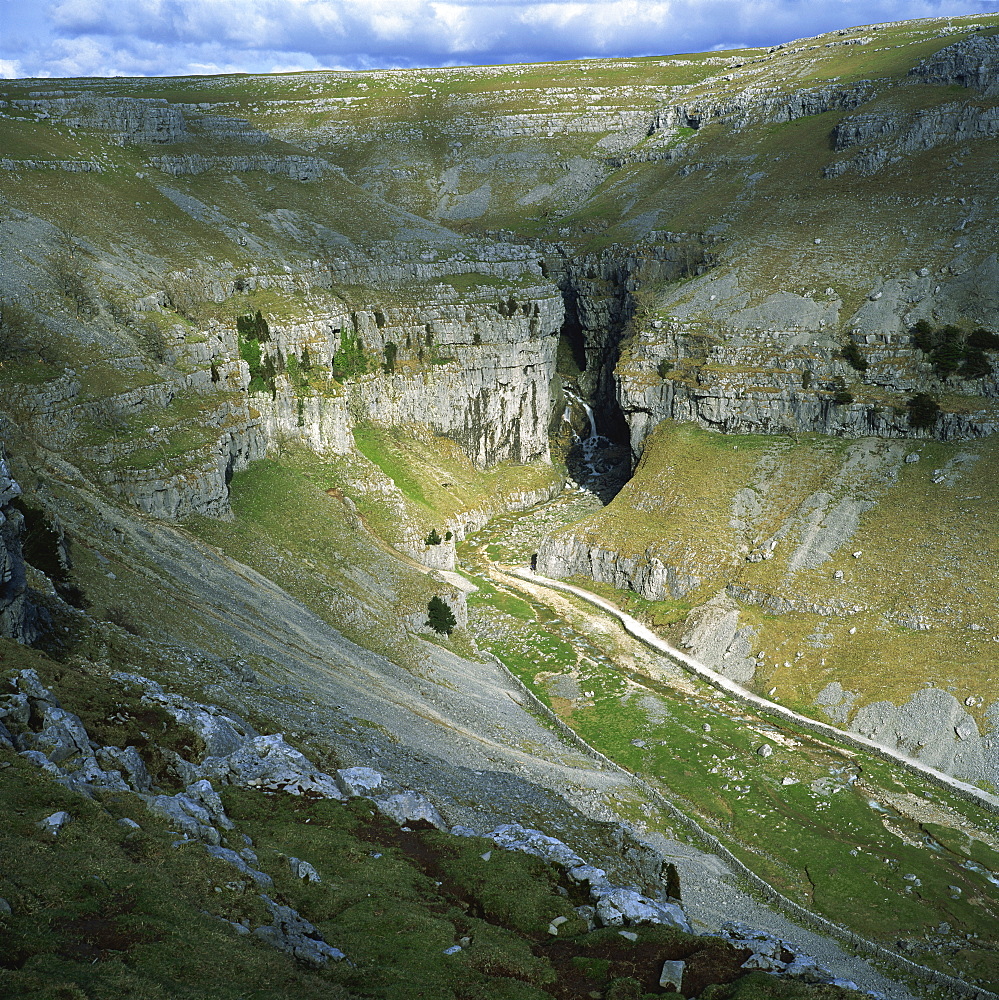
[563,388,611,486]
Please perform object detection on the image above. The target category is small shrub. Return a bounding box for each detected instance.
[236,310,270,342]
[842,340,868,372]
[907,392,940,430]
[605,978,644,1000]
[425,528,442,546]
[960,348,992,378]
[261,354,278,397]
[968,327,999,350]
[239,336,264,387]
[911,322,974,377]
[426,595,456,636]
[830,377,853,405]
[0,298,42,360]
[133,319,168,363]
[382,341,398,374]
[332,333,368,380]
[285,353,307,392]
[801,369,812,389]
[103,289,134,325]
[911,319,935,352]
[932,339,964,377]
[50,253,96,318]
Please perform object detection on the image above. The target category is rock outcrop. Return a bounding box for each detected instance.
[149,154,333,181]
[848,686,997,786]
[648,81,873,138]
[678,592,757,684]
[250,281,564,469]
[536,533,699,601]
[826,102,999,178]
[0,158,104,173]
[616,264,999,452]
[11,92,188,144]
[0,458,39,644]
[816,681,999,789]
[908,32,999,94]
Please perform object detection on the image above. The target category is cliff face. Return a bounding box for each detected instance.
[101,282,561,515]
[616,258,999,457]
[0,459,38,643]
[908,32,999,93]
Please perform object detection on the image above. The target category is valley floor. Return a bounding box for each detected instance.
[456,474,999,996]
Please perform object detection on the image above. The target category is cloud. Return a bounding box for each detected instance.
[2,0,997,78]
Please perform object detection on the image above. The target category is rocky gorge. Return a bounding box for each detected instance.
[2,12,999,998]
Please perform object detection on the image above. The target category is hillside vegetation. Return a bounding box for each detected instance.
[2,12,999,998]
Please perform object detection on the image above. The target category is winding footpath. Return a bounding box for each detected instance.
[505,566,999,817]
[485,565,999,1000]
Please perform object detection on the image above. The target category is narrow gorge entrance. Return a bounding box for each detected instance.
[550,253,640,503]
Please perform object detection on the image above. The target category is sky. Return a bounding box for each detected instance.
[1,0,997,79]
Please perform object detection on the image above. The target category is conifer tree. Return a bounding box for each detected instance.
[426,596,456,636]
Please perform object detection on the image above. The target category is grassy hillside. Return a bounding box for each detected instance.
[2,13,999,997]
[541,420,999,733]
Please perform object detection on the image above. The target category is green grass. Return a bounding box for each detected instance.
[185,451,437,669]
[0,359,63,385]
[348,422,561,542]
[465,498,999,986]
[352,425,431,506]
[542,421,999,718]
[563,577,693,629]
[0,639,864,1000]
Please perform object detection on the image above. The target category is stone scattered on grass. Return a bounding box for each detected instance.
[289,857,321,882]
[255,894,347,966]
[36,810,71,836]
[335,765,383,796]
[204,845,274,886]
[375,790,448,830]
[659,959,685,989]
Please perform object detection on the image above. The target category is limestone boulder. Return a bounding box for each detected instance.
[201,733,343,799]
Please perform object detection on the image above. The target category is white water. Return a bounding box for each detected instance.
[563,389,614,484]
[579,401,613,481]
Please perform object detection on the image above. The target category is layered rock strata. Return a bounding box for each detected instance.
[252,282,563,469]
[0,459,39,643]
[10,93,188,144]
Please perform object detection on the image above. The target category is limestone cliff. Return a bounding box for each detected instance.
[0,459,38,643]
